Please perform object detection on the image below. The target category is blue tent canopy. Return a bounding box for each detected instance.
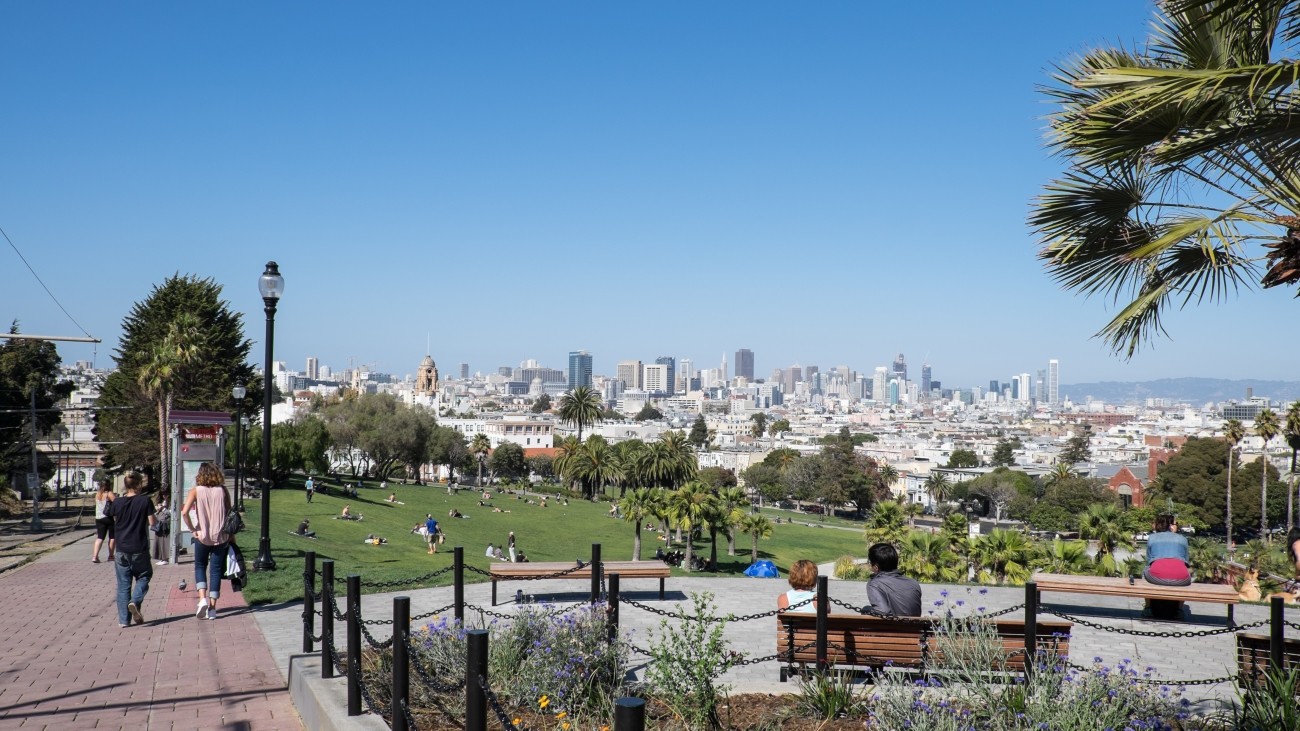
[743,559,779,578]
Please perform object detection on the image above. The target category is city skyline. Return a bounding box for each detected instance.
[5,3,1298,385]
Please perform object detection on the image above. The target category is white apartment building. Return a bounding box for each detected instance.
[643,363,670,394]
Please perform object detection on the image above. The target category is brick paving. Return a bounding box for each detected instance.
[0,532,303,731]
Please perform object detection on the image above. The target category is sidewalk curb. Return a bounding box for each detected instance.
[288,653,389,731]
[0,525,90,576]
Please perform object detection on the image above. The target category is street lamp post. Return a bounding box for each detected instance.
[239,415,250,512]
[254,262,284,571]
[232,385,246,513]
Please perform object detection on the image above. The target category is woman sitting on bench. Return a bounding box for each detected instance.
[778,559,818,611]
[1143,514,1190,619]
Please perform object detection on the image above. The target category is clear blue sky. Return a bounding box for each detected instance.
[3,2,1294,388]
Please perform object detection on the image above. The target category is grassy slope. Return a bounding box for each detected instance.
[239,478,866,604]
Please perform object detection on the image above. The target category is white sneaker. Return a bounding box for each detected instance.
[207,606,218,620]
[196,602,208,619]
[155,560,168,566]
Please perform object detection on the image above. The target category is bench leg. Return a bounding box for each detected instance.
[659,577,665,601]
[492,580,497,607]
[779,667,788,683]
[1227,604,1234,629]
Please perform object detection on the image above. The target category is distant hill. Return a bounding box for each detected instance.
[1060,377,1300,406]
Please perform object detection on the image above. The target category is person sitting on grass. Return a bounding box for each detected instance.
[449,509,464,519]
[363,534,387,545]
[385,493,404,504]
[296,519,316,538]
[778,559,818,611]
[491,506,511,513]
[339,505,362,521]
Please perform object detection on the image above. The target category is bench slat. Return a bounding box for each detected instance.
[1033,573,1238,604]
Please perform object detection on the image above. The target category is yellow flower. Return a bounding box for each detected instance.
[511,720,520,727]
[600,726,610,731]
[554,711,567,719]
[538,695,550,709]
[561,723,570,730]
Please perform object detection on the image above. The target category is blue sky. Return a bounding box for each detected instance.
[3,2,1295,388]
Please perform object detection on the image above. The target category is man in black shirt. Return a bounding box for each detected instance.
[109,472,156,627]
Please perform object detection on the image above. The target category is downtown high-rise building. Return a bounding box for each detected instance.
[733,348,754,381]
[678,358,694,392]
[1016,373,1032,403]
[655,356,675,396]
[891,353,907,382]
[568,350,593,391]
[643,363,670,394]
[920,364,932,397]
[872,367,888,402]
[1048,359,1060,406]
[459,363,469,379]
[305,356,319,380]
[616,360,643,391]
[784,365,803,393]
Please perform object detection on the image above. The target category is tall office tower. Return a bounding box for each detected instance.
[568,350,593,390]
[643,363,670,394]
[1010,377,1020,401]
[891,353,907,382]
[616,360,643,391]
[872,367,888,402]
[888,379,901,405]
[1036,369,1046,402]
[785,365,803,393]
[989,380,1000,396]
[318,365,333,380]
[305,357,319,380]
[734,349,755,381]
[678,358,694,391]
[771,368,784,387]
[720,352,728,383]
[655,356,676,396]
[920,364,932,397]
[498,366,512,377]
[1048,359,1060,406]
[459,363,469,379]
[1015,373,1030,403]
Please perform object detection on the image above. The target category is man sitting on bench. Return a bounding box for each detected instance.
[863,542,922,617]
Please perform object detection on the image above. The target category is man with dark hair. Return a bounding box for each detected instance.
[864,542,921,617]
[108,472,156,628]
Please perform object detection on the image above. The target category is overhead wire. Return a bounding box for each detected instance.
[1,224,96,339]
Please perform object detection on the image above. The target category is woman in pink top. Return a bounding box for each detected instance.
[181,462,231,620]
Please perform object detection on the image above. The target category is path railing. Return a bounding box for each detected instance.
[298,547,1299,731]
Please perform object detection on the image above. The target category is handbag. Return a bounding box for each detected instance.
[223,509,245,535]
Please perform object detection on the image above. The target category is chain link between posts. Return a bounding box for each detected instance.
[1040,605,1267,637]
[480,673,534,731]
[399,698,421,731]
[334,565,455,590]
[1062,659,1235,687]
[406,638,466,693]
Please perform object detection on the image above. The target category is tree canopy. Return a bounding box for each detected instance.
[0,324,74,484]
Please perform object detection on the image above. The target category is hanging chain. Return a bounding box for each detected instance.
[1040,606,1267,637]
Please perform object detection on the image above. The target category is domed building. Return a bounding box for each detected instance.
[415,355,439,396]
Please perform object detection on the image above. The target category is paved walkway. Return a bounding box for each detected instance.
[0,531,303,731]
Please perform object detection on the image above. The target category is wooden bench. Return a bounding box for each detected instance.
[1236,632,1300,693]
[776,612,1071,681]
[488,561,670,605]
[1033,573,1240,626]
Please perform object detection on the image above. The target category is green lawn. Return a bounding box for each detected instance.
[238,477,868,604]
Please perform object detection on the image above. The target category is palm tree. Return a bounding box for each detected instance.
[1078,504,1136,577]
[1256,408,1281,540]
[620,488,659,561]
[136,313,203,492]
[1044,463,1076,489]
[1035,539,1091,575]
[610,439,647,497]
[877,463,899,498]
[969,529,1034,585]
[923,473,952,510]
[864,500,908,546]
[573,436,621,499]
[666,482,714,572]
[739,513,774,564]
[470,433,491,487]
[716,486,749,556]
[1187,537,1228,584]
[1225,418,1245,549]
[1284,401,1300,529]
[899,532,963,583]
[659,430,698,488]
[1033,2,1300,358]
[557,385,604,443]
[553,435,583,492]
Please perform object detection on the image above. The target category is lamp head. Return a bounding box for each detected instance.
[258,261,285,301]
[232,385,247,401]
[240,416,250,428]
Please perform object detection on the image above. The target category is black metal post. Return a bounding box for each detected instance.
[303,551,316,653]
[234,397,243,513]
[815,575,828,672]
[608,573,620,646]
[347,574,361,716]
[1024,581,1038,678]
[392,596,410,731]
[1270,595,1285,671]
[321,560,335,679]
[254,261,281,571]
[591,543,602,602]
[614,697,646,731]
[465,629,489,731]
[454,546,465,624]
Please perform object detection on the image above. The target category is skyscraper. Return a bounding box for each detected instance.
[305,356,319,380]
[891,353,907,382]
[643,363,670,394]
[734,349,754,381]
[1048,359,1060,406]
[459,362,469,379]
[655,356,676,396]
[616,360,643,391]
[679,358,694,392]
[1017,373,1031,403]
[872,367,888,402]
[920,364,932,397]
[568,350,593,391]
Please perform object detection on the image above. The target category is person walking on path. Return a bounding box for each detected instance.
[152,496,171,565]
[305,475,314,503]
[182,462,231,620]
[108,472,156,627]
[92,482,116,563]
[425,514,440,554]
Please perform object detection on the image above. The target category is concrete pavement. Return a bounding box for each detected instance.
[0,531,303,731]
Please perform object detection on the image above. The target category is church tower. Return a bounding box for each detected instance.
[415,355,439,396]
